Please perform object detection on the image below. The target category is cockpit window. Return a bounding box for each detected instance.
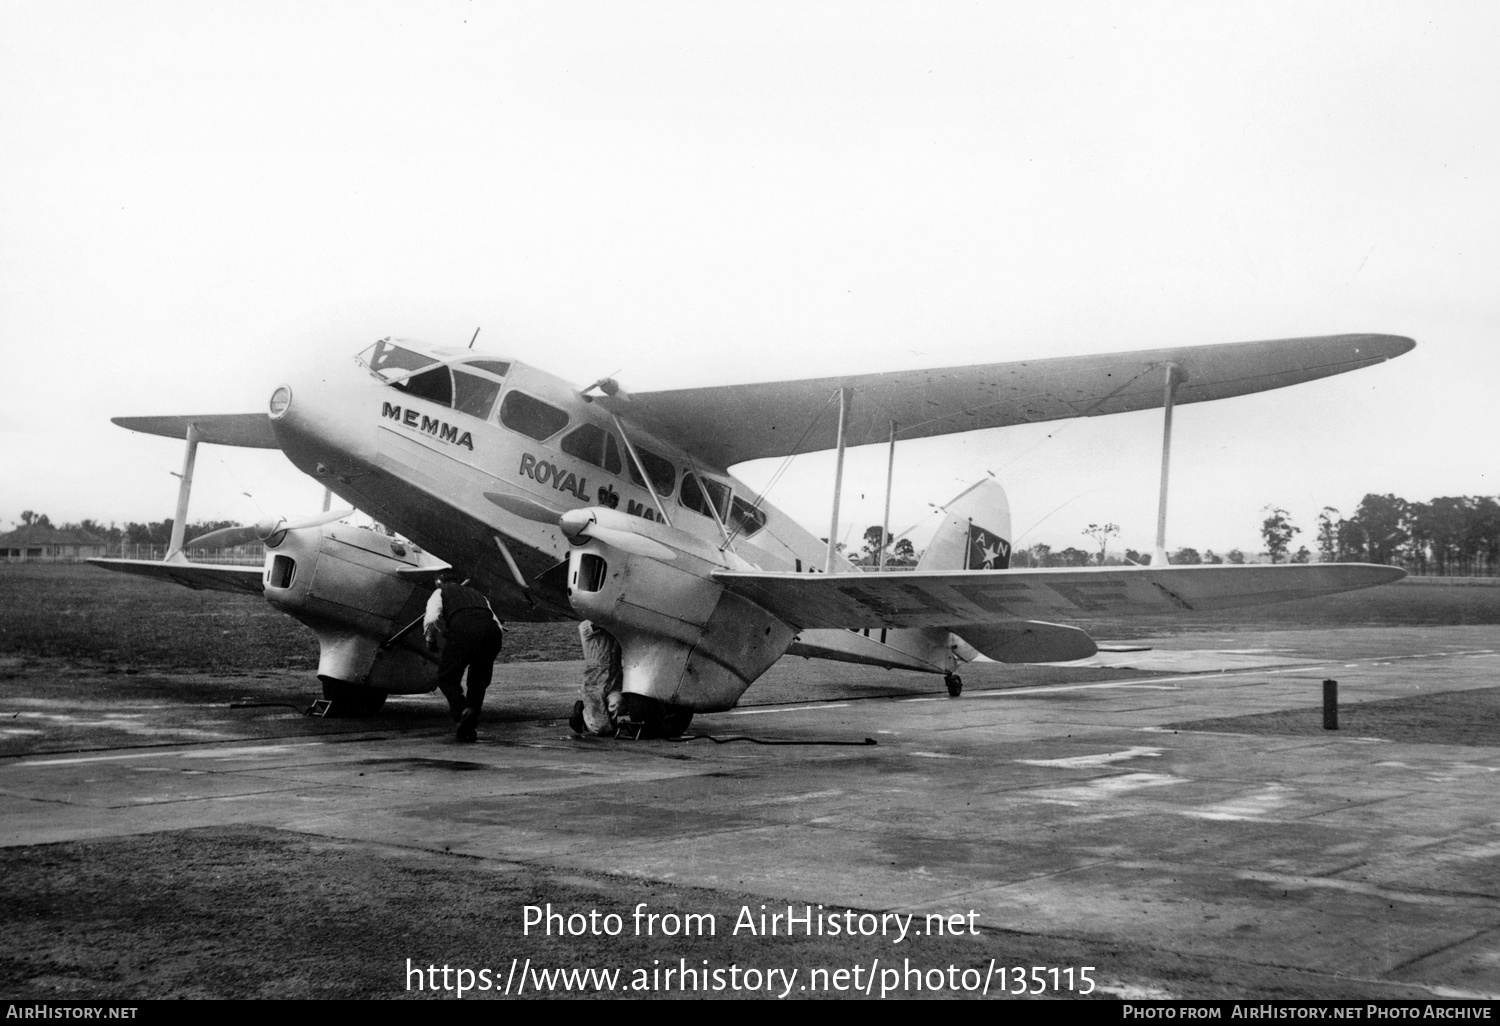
[452,371,501,419]
[393,366,452,406]
[730,496,767,538]
[625,445,677,497]
[560,423,624,474]
[359,340,438,380]
[464,359,511,378]
[499,390,570,440]
[680,473,731,521]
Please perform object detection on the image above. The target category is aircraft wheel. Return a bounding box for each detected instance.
[660,706,695,738]
[621,694,694,738]
[319,677,388,717]
[944,673,963,698]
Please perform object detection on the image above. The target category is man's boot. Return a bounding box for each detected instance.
[456,707,479,742]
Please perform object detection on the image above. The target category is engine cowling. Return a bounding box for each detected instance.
[261,522,439,695]
[561,509,796,712]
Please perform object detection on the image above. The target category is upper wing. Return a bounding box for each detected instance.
[713,563,1406,630]
[597,333,1413,467]
[88,558,265,595]
[111,414,279,448]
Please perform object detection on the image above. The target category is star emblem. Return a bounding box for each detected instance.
[966,524,1011,570]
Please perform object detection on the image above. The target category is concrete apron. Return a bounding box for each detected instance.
[1,626,1498,998]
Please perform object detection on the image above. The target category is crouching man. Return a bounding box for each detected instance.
[423,570,505,742]
[569,619,623,736]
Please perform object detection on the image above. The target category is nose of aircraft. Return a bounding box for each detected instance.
[266,348,380,476]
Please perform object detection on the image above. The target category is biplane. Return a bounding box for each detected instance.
[93,333,1412,727]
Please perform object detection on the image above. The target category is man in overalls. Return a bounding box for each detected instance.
[569,619,624,736]
[423,570,505,742]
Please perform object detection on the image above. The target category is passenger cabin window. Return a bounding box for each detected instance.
[393,366,453,406]
[560,423,623,474]
[680,472,730,521]
[452,371,501,419]
[498,390,570,441]
[730,496,767,538]
[624,445,676,497]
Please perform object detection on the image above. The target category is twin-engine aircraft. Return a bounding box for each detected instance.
[93,333,1413,726]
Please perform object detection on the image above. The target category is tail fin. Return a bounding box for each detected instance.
[916,478,1012,571]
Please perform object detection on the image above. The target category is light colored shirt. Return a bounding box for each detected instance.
[423,584,503,640]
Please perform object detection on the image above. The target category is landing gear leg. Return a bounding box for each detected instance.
[944,673,963,698]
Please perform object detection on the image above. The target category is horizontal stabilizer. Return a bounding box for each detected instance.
[954,621,1098,663]
[713,563,1406,630]
[88,558,264,595]
[112,414,279,449]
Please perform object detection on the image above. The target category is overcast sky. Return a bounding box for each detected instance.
[2,2,1496,557]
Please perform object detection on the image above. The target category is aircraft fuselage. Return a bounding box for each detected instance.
[266,340,955,708]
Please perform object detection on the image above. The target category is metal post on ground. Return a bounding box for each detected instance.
[1323,679,1339,730]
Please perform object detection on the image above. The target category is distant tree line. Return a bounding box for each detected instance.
[1316,494,1500,575]
[10,513,245,547]
[17,494,1499,576]
[1014,493,1500,575]
[855,525,918,566]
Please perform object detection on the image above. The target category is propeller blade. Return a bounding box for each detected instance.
[279,508,354,533]
[187,509,354,550]
[185,525,261,550]
[485,492,565,523]
[484,494,675,560]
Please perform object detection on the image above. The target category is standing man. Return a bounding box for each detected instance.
[423,570,505,742]
[569,619,623,736]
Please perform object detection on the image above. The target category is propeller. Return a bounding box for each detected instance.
[483,492,565,523]
[185,508,355,550]
[558,508,678,561]
[483,492,676,561]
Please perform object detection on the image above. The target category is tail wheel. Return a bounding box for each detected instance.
[944,673,963,698]
[319,677,389,717]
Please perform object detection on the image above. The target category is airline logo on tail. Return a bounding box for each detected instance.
[966,524,1011,570]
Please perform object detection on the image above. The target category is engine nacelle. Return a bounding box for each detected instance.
[261,522,439,695]
[561,510,795,712]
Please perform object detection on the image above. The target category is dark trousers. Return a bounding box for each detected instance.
[436,613,504,714]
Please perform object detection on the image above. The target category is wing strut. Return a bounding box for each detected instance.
[610,414,673,527]
[824,387,852,572]
[1154,363,1185,566]
[878,420,896,571]
[686,455,735,550]
[492,534,536,607]
[164,423,203,563]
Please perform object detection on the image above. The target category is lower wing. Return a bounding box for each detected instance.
[713,563,1405,630]
[88,558,265,595]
